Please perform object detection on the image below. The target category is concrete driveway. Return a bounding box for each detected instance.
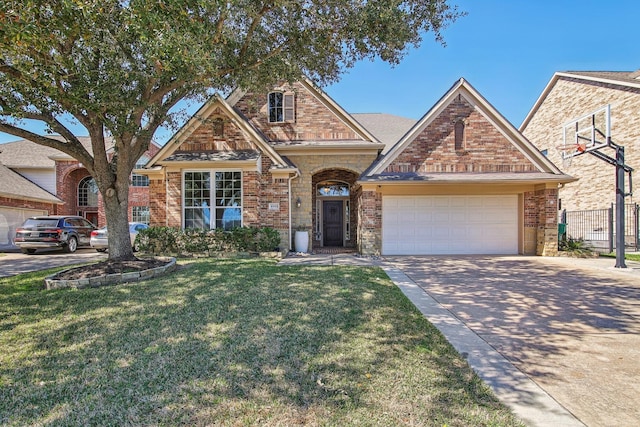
[0,249,107,278]
[386,255,640,427]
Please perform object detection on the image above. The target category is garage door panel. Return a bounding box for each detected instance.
[382,195,518,255]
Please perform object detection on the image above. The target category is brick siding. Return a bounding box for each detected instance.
[0,196,57,214]
[235,81,364,142]
[385,95,537,174]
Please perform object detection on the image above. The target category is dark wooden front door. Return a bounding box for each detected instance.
[323,200,343,246]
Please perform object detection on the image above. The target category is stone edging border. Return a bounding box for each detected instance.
[44,257,177,290]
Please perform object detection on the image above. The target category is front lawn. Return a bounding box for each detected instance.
[0,259,522,426]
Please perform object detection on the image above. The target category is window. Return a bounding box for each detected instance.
[268,91,295,123]
[131,174,149,187]
[212,118,224,138]
[183,171,242,231]
[132,156,149,187]
[78,176,98,207]
[454,120,465,151]
[317,181,350,197]
[541,149,549,157]
[132,206,150,224]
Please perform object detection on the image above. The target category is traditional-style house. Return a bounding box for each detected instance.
[0,137,160,250]
[141,78,573,256]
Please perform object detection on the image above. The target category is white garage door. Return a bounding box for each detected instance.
[382,195,518,255]
[0,207,48,247]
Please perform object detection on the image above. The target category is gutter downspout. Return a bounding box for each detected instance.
[288,170,300,252]
[165,173,169,227]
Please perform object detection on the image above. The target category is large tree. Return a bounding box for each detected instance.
[0,0,463,261]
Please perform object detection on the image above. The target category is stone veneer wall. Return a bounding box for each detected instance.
[287,154,378,249]
[522,77,640,211]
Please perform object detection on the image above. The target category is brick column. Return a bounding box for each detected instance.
[358,189,382,255]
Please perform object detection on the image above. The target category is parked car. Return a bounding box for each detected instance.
[90,222,149,252]
[14,216,96,255]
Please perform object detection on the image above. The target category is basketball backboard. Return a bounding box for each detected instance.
[560,104,611,159]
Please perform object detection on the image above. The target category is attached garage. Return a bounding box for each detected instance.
[0,207,48,248]
[382,195,518,255]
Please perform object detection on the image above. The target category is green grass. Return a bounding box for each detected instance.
[600,252,640,262]
[0,259,523,426]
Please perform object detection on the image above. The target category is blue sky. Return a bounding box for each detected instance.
[2,0,639,144]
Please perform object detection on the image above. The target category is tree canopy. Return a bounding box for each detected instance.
[0,0,463,260]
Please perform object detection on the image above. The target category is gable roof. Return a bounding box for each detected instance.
[520,70,640,131]
[227,77,380,145]
[364,78,563,179]
[352,113,416,153]
[0,163,62,204]
[146,93,290,169]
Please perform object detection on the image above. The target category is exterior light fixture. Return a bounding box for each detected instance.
[296,197,301,208]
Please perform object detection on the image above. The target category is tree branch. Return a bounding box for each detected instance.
[237,3,273,65]
[0,121,94,169]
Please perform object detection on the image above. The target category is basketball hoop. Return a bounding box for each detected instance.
[555,143,579,168]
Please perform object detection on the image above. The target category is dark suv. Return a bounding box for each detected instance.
[14,216,96,255]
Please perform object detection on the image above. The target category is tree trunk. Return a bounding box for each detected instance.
[103,180,136,261]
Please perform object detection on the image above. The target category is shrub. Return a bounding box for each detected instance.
[558,236,595,256]
[136,226,181,254]
[137,226,280,255]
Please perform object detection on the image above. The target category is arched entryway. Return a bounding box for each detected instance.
[59,167,99,225]
[311,169,359,251]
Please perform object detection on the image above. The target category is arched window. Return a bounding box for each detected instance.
[454,120,466,151]
[317,181,350,197]
[78,176,98,207]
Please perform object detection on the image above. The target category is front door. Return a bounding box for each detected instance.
[323,200,343,246]
[82,212,99,227]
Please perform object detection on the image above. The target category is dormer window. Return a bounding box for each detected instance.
[268,91,295,123]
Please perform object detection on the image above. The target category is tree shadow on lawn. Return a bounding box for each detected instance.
[0,259,521,426]
[391,256,640,379]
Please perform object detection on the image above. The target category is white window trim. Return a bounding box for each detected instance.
[182,169,243,230]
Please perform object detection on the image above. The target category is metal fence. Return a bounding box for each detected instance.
[560,204,640,252]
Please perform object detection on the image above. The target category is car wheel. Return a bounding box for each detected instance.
[96,248,107,253]
[65,236,78,253]
[21,248,36,255]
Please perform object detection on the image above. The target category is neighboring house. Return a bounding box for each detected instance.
[0,136,160,250]
[141,78,572,256]
[0,163,62,249]
[520,70,640,212]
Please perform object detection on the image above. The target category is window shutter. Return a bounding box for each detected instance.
[283,93,295,122]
